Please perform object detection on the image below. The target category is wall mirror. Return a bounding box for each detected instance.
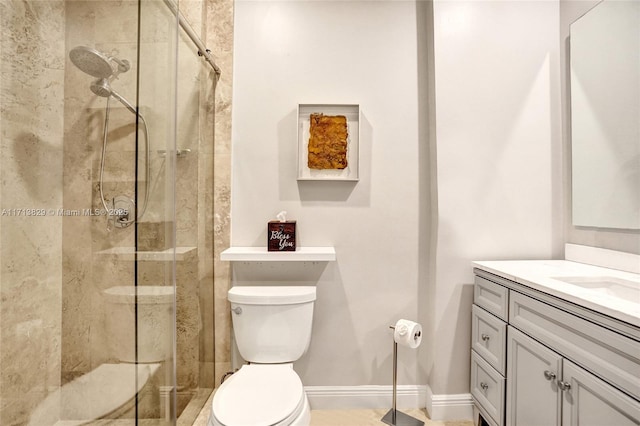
[570,0,639,229]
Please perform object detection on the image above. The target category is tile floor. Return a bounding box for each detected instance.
[192,392,474,426]
[309,409,473,426]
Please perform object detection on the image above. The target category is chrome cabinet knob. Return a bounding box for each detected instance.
[543,370,556,381]
[558,381,571,391]
[480,382,489,391]
[481,334,490,341]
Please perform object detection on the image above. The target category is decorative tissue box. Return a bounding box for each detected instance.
[268,220,297,252]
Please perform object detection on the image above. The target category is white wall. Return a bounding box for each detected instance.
[232,0,428,388]
[231,0,564,416]
[429,0,562,396]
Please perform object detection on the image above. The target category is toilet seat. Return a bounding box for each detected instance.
[28,363,160,425]
[211,364,306,426]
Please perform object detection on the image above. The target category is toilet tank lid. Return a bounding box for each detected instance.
[228,286,316,305]
[103,286,175,304]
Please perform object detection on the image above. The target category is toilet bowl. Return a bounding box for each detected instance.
[103,285,174,363]
[28,363,160,426]
[28,285,173,425]
[209,286,316,426]
[208,364,310,426]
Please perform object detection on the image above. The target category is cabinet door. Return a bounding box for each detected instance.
[561,360,640,426]
[506,326,562,426]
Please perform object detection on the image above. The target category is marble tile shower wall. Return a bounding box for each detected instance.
[206,0,233,386]
[0,2,65,423]
[0,0,233,423]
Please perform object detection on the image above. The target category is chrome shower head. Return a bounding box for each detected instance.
[90,78,138,116]
[69,46,130,78]
[69,46,115,78]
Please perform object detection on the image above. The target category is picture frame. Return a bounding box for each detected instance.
[297,104,360,181]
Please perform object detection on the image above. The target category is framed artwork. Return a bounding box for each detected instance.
[297,104,360,181]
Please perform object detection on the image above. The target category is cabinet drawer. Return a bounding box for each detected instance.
[472,304,507,375]
[509,291,640,401]
[474,276,509,321]
[471,350,505,426]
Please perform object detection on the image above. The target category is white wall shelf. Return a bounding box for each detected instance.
[220,246,336,262]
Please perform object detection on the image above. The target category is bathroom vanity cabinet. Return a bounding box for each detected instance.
[470,266,640,426]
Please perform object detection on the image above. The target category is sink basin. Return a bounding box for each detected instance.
[552,276,640,301]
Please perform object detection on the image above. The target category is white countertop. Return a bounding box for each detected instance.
[473,260,640,327]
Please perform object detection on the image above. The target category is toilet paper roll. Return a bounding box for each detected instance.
[393,319,422,349]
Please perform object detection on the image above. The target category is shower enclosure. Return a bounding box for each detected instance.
[0,0,217,424]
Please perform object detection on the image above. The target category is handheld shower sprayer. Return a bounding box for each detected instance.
[69,45,150,229]
[90,78,137,116]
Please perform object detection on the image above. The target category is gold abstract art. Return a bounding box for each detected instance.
[308,113,348,170]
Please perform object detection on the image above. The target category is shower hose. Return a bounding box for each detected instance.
[99,96,151,229]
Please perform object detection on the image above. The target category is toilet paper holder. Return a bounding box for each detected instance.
[381,325,425,426]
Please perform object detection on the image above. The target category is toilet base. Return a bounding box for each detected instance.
[208,392,310,426]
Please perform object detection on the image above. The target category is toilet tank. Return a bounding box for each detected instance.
[103,286,174,363]
[228,286,316,363]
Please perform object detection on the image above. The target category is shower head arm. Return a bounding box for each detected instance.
[109,57,130,74]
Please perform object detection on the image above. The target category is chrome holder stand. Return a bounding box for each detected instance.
[381,326,425,426]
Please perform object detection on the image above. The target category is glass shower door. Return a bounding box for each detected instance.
[0,0,180,424]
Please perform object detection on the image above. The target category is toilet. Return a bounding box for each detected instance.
[28,285,174,425]
[209,286,316,426]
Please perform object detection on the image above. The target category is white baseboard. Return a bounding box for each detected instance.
[305,385,474,422]
[305,385,427,410]
[425,386,474,421]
